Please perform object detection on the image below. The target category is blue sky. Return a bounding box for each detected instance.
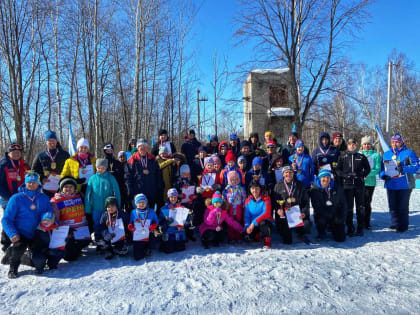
[191,0,420,133]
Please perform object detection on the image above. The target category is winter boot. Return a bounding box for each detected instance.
[263,237,271,249]
[7,266,18,279]
[355,227,364,236]
[35,268,44,274]
[104,251,115,260]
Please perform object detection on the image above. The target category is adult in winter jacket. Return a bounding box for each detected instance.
[181,129,202,167]
[85,158,121,240]
[61,138,96,193]
[281,132,309,163]
[311,133,340,176]
[289,140,314,188]
[360,136,381,229]
[332,132,347,156]
[32,130,70,197]
[271,166,311,244]
[310,169,346,242]
[1,172,52,279]
[229,134,241,157]
[156,146,178,198]
[125,138,163,210]
[379,133,419,233]
[244,181,273,248]
[335,137,370,236]
[151,129,177,157]
[206,135,219,155]
[248,132,261,153]
[259,131,282,155]
[0,142,30,208]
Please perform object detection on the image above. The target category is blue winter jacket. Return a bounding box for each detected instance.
[289,153,314,188]
[380,146,419,190]
[130,208,159,227]
[2,185,53,239]
[311,133,340,174]
[244,196,272,229]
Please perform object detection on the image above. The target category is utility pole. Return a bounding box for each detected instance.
[196,89,208,140]
[386,61,392,142]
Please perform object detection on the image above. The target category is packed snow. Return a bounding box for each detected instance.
[1,183,419,314]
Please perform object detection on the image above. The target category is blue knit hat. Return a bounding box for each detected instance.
[252,157,263,167]
[295,139,304,149]
[134,193,148,205]
[167,188,178,198]
[318,169,332,179]
[45,130,58,141]
[41,212,55,222]
[229,134,238,141]
[212,191,223,205]
[25,172,41,185]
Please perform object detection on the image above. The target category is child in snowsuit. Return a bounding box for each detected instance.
[199,191,243,249]
[97,196,129,259]
[84,158,121,245]
[223,171,246,242]
[31,212,65,273]
[219,150,244,189]
[159,188,190,253]
[128,194,159,261]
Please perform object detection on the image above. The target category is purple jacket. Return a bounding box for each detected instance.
[199,205,243,235]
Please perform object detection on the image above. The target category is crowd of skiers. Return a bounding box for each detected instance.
[0,128,418,279]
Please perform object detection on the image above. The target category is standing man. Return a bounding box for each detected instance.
[0,142,30,208]
[181,130,202,168]
[125,138,163,210]
[336,137,370,236]
[151,129,177,157]
[32,130,70,198]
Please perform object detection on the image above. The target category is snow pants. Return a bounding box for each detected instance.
[364,186,375,228]
[344,186,365,233]
[1,235,32,271]
[64,237,90,261]
[132,240,150,261]
[245,220,272,242]
[278,217,311,245]
[387,189,411,232]
[160,239,186,253]
[32,248,65,270]
[314,216,346,242]
[201,230,224,248]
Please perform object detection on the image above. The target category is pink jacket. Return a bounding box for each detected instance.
[199,205,243,235]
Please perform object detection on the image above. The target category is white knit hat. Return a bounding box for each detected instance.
[361,136,372,145]
[77,138,89,149]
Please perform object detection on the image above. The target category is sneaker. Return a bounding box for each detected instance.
[263,237,271,249]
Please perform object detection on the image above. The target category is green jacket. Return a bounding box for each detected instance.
[360,149,381,187]
[85,172,121,213]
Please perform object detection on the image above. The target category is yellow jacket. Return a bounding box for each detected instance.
[61,154,96,191]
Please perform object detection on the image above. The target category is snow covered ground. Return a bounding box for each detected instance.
[1,184,419,314]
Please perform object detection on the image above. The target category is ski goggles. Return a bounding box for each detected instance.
[8,144,23,151]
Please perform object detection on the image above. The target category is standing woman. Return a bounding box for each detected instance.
[360,136,381,229]
[61,138,96,194]
[380,133,419,233]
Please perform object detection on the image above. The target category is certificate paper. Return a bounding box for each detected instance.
[285,205,304,228]
[43,174,61,191]
[79,164,94,182]
[109,218,125,243]
[181,186,195,203]
[133,220,150,241]
[49,225,70,249]
[168,207,190,226]
[384,160,400,178]
[73,226,91,240]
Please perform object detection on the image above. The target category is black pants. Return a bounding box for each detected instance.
[387,189,411,232]
[160,239,186,253]
[201,230,224,248]
[315,216,346,242]
[2,235,32,270]
[245,220,272,241]
[364,186,375,228]
[64,238,90,262]
[278,218,311,244]
[133,241,150,261]
[344,187,365,232]
[32,248,65,270]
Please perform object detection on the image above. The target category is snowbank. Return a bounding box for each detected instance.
[1,185,419,314]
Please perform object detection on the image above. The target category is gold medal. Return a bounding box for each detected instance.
[16,175,21,181]
[30,204,36,210]
[216,226,221,232]
[143,169,149,175]
[297,170,302,174]
[290,197,296,203]
[51,162,56,170]
[44,170,50,177]
[82,169,87,174]
[392,155,396,160]
[205,187,210,192]
[287,198,292,203]
[277,200,285,206]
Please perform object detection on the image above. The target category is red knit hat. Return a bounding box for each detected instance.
[225,150,236,163]
[332,132,343,141]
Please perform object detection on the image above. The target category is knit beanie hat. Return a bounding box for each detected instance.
[118,151,125,158]
[45,130,58,141]
[249,132,259,140]
[289,132,298,138]
[295,139,304,149]
[227,171,239,185]
[180,164,190,174]
[237,155,247,165]
[77,138,89,149]
[105,196,118,208]
[361,136,372,145]
[266,140,276,148]
[59,176,77,191]
[211,191,223,205]
[136,138,148,147]
[41,212,55,223]
[25,172,41,185]
[318,169,332,179]
[167,188,178,198]
[204,157,214,166]
[282,165,293,173]
[229,134,238,141]
[391,133,404,143]
[134,193,148,205]
[211,154,221,164]
[265,131,275,138]
[332,132,343,141]
[96,158,108,168]
[103,143,114,151]
[225,150,236,163]
[198,146,207,153]
[252,157,263,167]
[240,140,251,149]
[159,129,168,136]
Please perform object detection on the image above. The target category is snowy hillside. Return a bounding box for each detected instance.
[1,185,419,314]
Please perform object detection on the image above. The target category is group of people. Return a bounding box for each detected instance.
[0,128,418,279]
